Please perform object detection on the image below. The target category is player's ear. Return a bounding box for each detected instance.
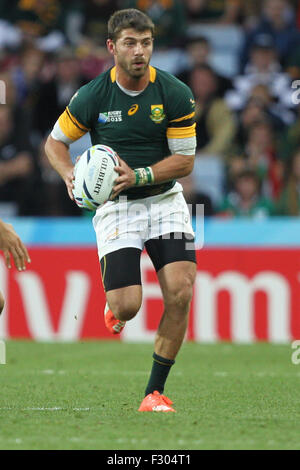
[107,39,116,55]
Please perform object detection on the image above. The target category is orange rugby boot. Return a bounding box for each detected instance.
[138,391,176,412]
[104,302,126,335]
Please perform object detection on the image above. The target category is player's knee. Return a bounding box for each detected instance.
[166,273,195,309]
[111,299,141,322]
[0,291,5,315]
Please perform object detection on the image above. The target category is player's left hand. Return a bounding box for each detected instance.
[111,157,135,199]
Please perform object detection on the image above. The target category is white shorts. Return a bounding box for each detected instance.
[93,182,195,259]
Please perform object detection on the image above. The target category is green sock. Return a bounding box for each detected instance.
[145,353,175,396]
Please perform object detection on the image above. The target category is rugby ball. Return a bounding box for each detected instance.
[73,144,119,210]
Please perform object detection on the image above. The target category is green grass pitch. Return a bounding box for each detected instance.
[0,340,299,450]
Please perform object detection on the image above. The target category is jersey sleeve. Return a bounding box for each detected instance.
[166,82,196,155]
[166,83,196,140]
[54,85,93,143]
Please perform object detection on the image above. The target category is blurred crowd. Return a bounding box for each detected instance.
[0,0,300,218]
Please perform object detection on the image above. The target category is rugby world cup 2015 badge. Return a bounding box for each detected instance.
[98,111,122,123]
[98,112,109,123]
[150,105,165,124]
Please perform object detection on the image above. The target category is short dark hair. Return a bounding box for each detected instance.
[108,9,155,42]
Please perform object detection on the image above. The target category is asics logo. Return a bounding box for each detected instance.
[128,104,139,116]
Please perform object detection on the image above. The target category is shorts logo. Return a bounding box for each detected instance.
[128,104,139,116]
[150,105,165,124]
[105,228,119,242]
[98,111,122,123]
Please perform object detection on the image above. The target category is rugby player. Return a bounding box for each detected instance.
[45,8,197,412]
[0,218,31,313]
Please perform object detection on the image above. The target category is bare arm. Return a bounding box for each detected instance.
[0,219,31,271]
[151,153,195,181]
[44,135,75,200]
[112,153,195,198]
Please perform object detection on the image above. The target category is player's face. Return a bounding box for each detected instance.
[112,29,153,79]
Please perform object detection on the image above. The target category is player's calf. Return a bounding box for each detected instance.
[154,262,197,358]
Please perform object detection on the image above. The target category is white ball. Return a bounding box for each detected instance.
[73,144,119,210]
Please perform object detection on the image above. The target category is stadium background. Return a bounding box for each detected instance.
[0,0,300,344]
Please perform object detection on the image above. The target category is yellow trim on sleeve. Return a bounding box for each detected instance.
[169,112,195,123]
[167,123,196,139]
[58,109,89,141]
[66,107,90,132]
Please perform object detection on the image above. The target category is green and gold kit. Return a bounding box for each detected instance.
[58,66,196,199]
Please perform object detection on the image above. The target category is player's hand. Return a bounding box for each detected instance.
[0,220,31,271]
[111,157,135,199]
[64,167,75,201]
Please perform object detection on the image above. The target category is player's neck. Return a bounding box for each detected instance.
[116,66,150,92]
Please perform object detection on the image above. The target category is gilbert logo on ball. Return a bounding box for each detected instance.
[73,144,118,211]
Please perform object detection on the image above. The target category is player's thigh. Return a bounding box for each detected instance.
[100,247,143,314]
[145,233,197,306]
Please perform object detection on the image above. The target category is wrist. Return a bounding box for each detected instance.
[134,167,154,186]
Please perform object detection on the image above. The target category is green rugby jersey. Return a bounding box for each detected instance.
[58,65,196,199]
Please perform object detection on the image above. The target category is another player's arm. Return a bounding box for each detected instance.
[0,218,31,271]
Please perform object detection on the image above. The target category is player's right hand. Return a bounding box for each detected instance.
[64,167,75,201]
[0,220,31,271]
